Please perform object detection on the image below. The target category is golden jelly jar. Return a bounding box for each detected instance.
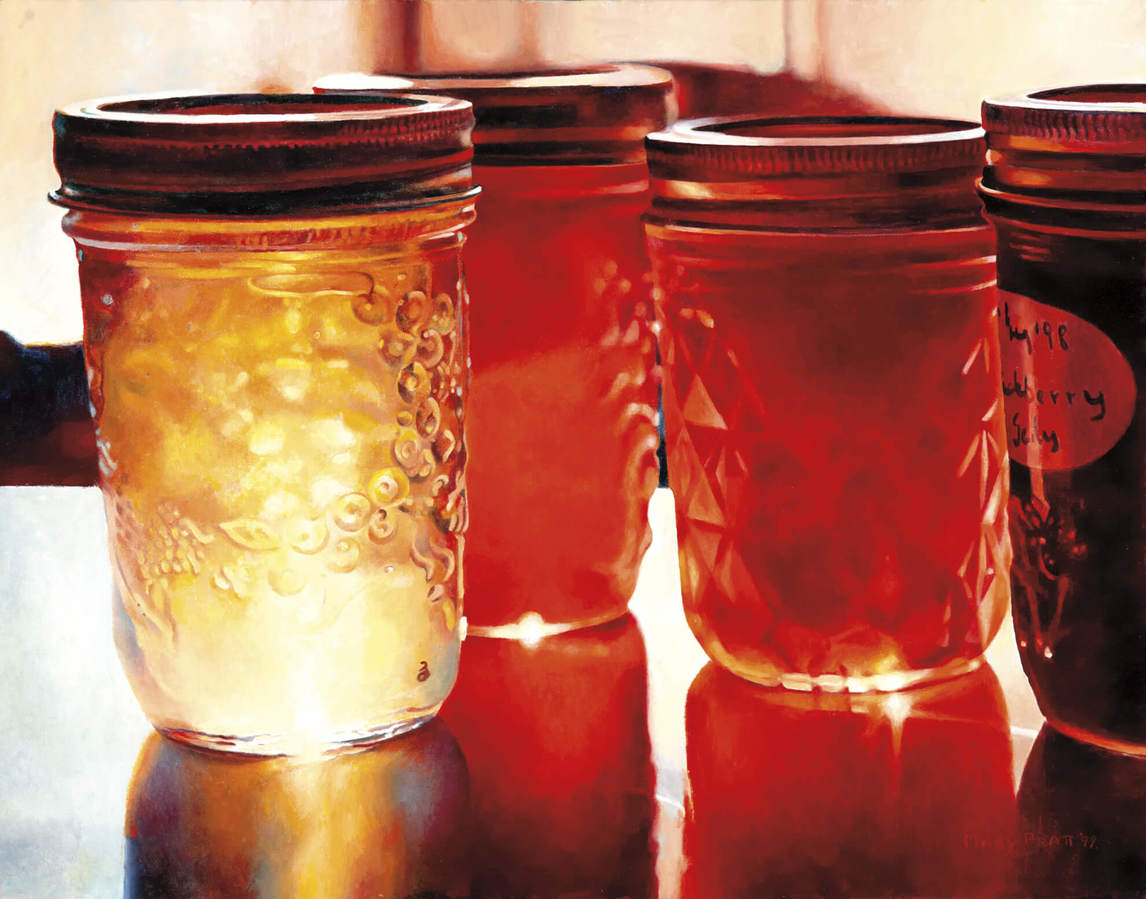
[51,92,478,754]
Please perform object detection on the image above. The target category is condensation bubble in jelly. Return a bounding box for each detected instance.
[328,537,361,573]
[333,493,371,532]
[269,567,306,596]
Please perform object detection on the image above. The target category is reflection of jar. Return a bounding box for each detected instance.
[317,67,673,634]
[980,87,1146,753]
[51,94,477,753]
[683,663,1015,898]
[646,116,1011,691]
[125,721,470,897]
[439,614,656,897]
[1015,725,1146,899]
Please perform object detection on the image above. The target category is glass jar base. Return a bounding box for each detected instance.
[711,652,984,694]
[155,706,441,757]
[1041,716,1146,758]
[465,607,629,641]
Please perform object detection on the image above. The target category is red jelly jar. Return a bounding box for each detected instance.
[317,67,674,635]
[646,116,1010,691]
[981,86,1146,753]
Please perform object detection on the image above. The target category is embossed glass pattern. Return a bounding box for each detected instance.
[52,94,477,753]
[646,116,1011,691]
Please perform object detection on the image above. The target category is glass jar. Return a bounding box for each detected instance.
[980,85,1146,753]
[646,116,1010,691]
[51,93,477,753]
[316,67,673,635]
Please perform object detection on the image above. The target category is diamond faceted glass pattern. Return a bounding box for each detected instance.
[665,292,1009,684]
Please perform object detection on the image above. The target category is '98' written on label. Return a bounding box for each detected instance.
[997,291,1136,472]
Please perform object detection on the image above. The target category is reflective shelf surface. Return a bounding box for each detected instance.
[2,487,1140,898]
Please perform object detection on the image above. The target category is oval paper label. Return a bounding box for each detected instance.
[998,290,1137,471]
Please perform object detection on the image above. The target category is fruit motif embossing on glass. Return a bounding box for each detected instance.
[78,247,469,743]
[88,263,464,638]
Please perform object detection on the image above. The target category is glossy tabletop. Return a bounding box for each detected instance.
[0,486,1137,897]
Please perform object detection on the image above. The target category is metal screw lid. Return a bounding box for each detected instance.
[645,115,987,232]
[51,92,476,216]
[981,86,1146,221]
[314,65,675,166]
[983,85,1146,153]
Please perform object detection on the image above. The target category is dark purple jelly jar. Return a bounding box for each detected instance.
[981,85,1146,754]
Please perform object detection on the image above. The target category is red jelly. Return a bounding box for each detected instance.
[439,614,655,897]
[683,663,1015,898]
[646,117,1010,691]
[317,67,673,633]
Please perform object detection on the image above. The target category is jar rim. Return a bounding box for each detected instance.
[679,113,980,142]
[316,64,672,94]
[647,115,985,176]
[314,64,675,166]
[987,84,1146,119]
[51,91,476,216]
[56,91,460,125]
[1027,84,1146,108]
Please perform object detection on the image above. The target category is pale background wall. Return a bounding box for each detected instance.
[416,0,785,71]
[813,0,1146,118]
[1,0,393,345]
[3,0,1146,344]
